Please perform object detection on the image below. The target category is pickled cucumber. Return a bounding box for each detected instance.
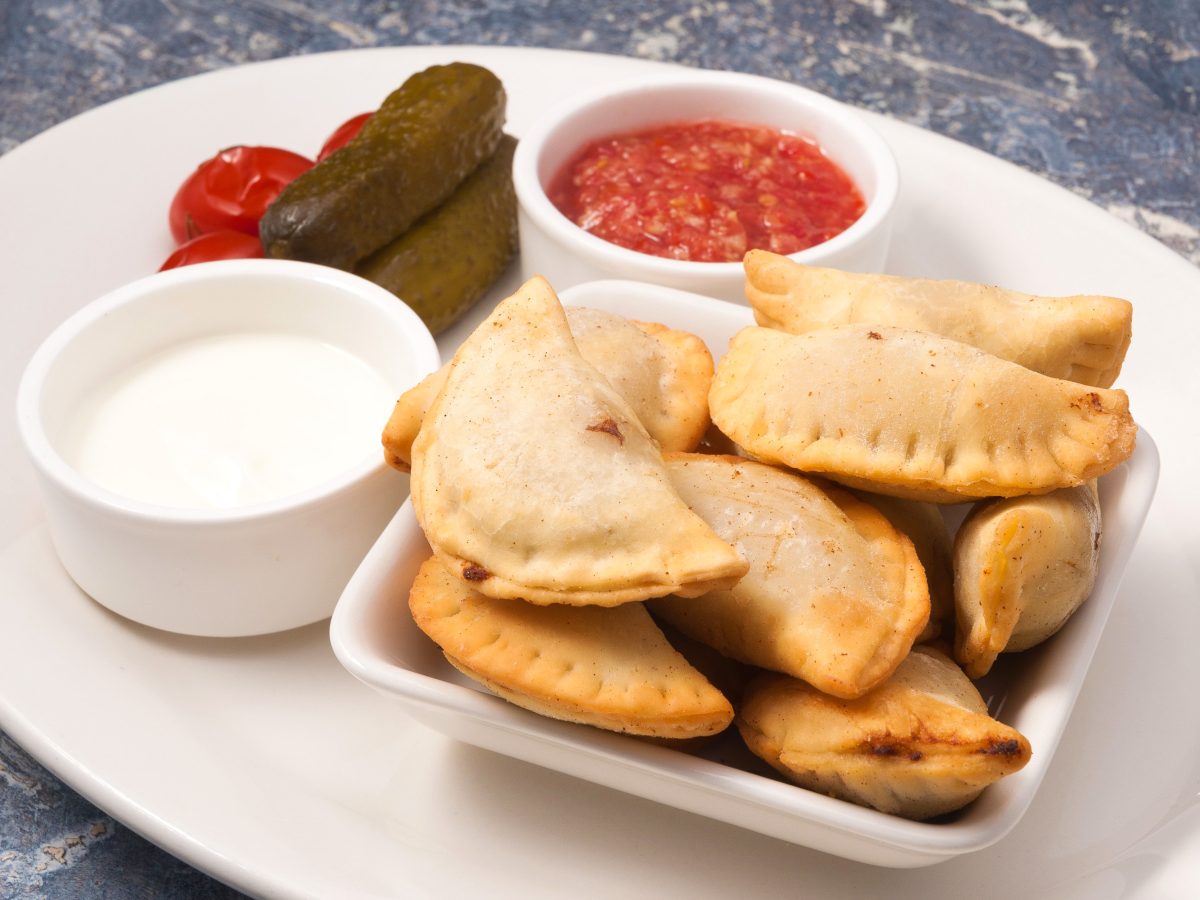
[260,62,506,269]
[355,135,518,335]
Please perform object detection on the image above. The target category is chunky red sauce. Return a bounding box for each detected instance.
[548,120,866,263]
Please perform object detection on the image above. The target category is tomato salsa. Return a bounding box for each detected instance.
[547,120,866,263]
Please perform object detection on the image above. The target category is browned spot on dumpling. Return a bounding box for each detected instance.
[1071,391,1104,412]
[979,738,1022,757]
[861,734,923,761]
[462,563,491,582]
[867,331,883,340]
[586,417,625,444]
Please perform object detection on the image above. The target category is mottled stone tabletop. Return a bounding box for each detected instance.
[1,2,1197,897]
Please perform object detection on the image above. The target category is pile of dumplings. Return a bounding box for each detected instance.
[383,251,1136,822]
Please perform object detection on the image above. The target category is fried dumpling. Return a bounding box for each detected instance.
[383,306,713,471]
[655,618,757,710]
[854,492,954,642]
[411,276,748,606]
[567,308,713,453]
[409,556,734,738]
[708,325,1136,503]
[736,645,1032,820]
[382,368,442,472]
[650,454,929,699]
[744,250,1133,388]
[954,482,1101,678]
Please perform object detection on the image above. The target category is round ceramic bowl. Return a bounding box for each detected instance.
[512,70,899,303]
[16,260,440,637]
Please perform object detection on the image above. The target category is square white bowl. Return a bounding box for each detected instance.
[330,279,1158,867]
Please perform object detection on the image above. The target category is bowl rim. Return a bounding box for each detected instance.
[512,69,900,276]
[15,258,439,527]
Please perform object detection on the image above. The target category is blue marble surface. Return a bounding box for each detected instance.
[1,2,1197,897]
[2,0,1198,265]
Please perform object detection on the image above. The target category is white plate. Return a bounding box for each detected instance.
[2,45,1198,899]
[330,279,1159,868]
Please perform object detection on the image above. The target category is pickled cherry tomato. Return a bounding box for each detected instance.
[316,113,373,162]
[159,230,264,271]
[168,145,314,243]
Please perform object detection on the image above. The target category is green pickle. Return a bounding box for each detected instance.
[260,62,506,269]
[356,135,518,335]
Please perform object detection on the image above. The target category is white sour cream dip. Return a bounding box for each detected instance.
[59,332,395,509]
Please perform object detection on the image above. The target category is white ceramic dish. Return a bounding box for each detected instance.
[16,260,440,637]
[512,70,898,303]
[330,279,1159,867]
[1,46,1198,899]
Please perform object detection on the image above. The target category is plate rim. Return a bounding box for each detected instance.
[0,43,1191,898]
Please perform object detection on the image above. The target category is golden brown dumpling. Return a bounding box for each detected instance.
[381,368,442,473]
[736,645,1032,820]
[409,556,733,739]
[854,492,954,642]
[954,482,1102,678]
[744,250,1132,388]
[382,306,713,471]
[410,276,748,607]
[709,325,1136,503]
[654,619,757,710]
[567,308,713,452]
[650,454,929,699]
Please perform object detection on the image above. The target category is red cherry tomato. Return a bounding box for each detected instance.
[159,231,264,271]
[168,145,314,243]
[316,113,372,162]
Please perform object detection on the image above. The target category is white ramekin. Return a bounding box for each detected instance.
[16,259,440,637]
[513,70,900,304]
